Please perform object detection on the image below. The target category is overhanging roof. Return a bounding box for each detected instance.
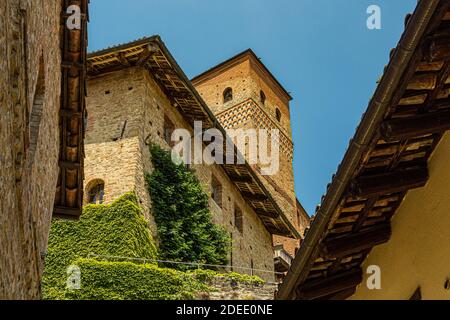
[87,36,300,239]
[53,0,89,219]
[277,0,450,300]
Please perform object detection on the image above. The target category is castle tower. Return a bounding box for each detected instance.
[83,38,301,281]
[192,49,302,256]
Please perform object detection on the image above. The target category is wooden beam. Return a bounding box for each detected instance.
[60,109,83,118]
[171,91,194,100]
[136,47,156,66]
[227,174,254,183]
[117,52,130,66]
[241,192,269,201]
[381,109,450,142]
[322,223,391,259]
[351,167,429,198]
[295,269,362,300]
[61,61,84,70]
[254,208,278,218]
[406,74,437,90]
[427,37,450,62]
[353,198,378,232]
[59,161,81,169]
[53,206,81,220]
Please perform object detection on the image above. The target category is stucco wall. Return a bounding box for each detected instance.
[351,132,450,300]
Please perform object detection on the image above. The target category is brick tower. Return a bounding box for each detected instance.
[192,49,302,256]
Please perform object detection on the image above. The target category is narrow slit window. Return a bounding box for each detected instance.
[235,206,243,234]
[276,108,282,122]
[164,115,175,146]
[211,176,223,208]
[260,90,266,105]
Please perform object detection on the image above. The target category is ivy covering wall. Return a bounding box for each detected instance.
[55,258,208,300]
[145,145,230,271]
[42,146,262,300]
[42,192,205,300]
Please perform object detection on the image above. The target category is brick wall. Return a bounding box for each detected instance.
[193,55,303,256]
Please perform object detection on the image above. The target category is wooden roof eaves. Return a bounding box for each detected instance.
[54,0,89,219]
[276,0,443,300]
[86,37,300,239]
[87,36,159,59]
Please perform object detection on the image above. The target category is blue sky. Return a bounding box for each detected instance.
[88,0,417,215]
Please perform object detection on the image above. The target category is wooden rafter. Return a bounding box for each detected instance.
[295,268,363,300]
[351,167,429,198]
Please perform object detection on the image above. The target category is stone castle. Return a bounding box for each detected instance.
[85,37,309,281]
[1,0,309,299]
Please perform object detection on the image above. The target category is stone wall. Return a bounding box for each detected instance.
[197,278,277,300]
[85,67,276,281]
[0,0,62,299]
[192,54,302,256]
[84,138,141,205]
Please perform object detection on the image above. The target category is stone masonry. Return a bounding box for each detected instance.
[192,51,304,256]
[85,66,276,281]
[1,0,62,299]
[197,278,278,300]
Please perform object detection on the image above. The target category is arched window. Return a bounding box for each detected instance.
[223,87,233,103]
[260,90,266,105]
[275,108,282,122]
[87,180,105,204]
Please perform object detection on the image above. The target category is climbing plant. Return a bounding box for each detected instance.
[42,191,262,300]
[43,192,159,299]
[55,258,209,300]
[146,145,231,271]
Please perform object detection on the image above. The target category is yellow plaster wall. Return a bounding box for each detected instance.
[351,132,450,300]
